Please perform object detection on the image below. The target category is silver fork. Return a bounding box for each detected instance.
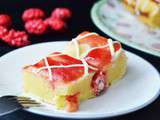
[0,95,41,116]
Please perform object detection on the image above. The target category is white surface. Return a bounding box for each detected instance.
[0,41,159,119]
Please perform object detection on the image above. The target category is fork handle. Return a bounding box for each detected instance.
[0,107,22,116]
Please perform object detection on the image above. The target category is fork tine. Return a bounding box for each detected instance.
[16,98,34,101]
[7,96,36,102]
[15,99,41,108]
[2,96,41,105]
[22,104,41,108]
[16,96,31,99]
[0,96,30,101]
[16,97,41,106]
[18,101,40,104]
[0,95,42,116]
[20,100,41,107]
[16,97,39,103]
[17,99,37,102]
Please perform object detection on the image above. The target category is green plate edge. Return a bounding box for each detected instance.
[91,0,160,57]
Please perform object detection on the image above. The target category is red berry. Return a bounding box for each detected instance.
[51,8,71,21]
[2,29,30,47]
[0,14,11,28]
[44,17,54,28]
[25,19,47,35]
[22,8,45,22]
[44,18,65,31]
[44,17,51,26]
[0,26,8,38]
[91,71,107,96]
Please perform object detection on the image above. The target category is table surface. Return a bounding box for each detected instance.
[0,0,159,120]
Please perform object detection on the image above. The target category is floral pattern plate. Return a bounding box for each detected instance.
[91,0,160,57]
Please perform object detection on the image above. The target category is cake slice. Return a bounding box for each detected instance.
[23,52,107,112]
[64,31,127,86]
[122,0,160,28]
[23,31,127,112]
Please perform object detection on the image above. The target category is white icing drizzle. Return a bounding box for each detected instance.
[88,64,98,71]
[37,63,97,73]
[107,39,115,57]
[36,62,97,79]
[82,40,122,61]
[72,32,98,59]
[36,33,122,81]
[81,58,89,77]
[37,64,84,73]
[36,54,98,80]
[72,40,80,59]
[43,57,52,81]
[39,53,64,81]
[72,33,121,62]
[85,43,110,53]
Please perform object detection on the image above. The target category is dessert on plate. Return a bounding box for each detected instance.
[22,31,127,112]
[64,31,127,86]
[122,0,160,28]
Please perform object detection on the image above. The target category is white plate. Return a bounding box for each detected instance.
[0,41,159,119]
[91,0,160,57]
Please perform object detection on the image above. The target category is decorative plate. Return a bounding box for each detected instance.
[91,0,160,57]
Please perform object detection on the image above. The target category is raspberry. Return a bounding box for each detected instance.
[2,29,30,47]
[44,18,65,31]
[44,17,51,26]
[91,71,106,96]
[51,8,71,21]
[0,26,8,38]
[25,19,47,35]
[22,8,45,22]
[0,14,11,28]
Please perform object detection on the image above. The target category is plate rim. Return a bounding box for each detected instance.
[0,41,160,119]
[91,0,160,57]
